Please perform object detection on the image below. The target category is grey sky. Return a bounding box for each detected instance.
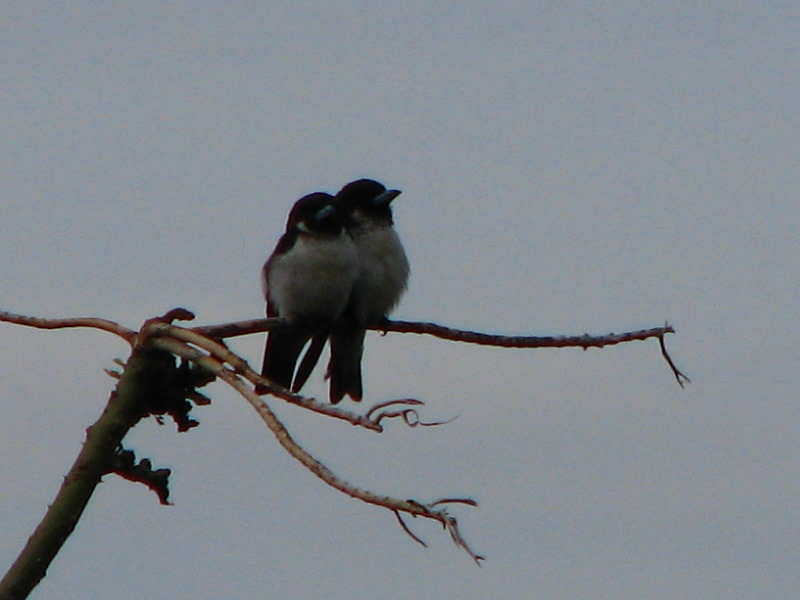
[2,3,798,599]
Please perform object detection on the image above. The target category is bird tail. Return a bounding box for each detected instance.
[327,323,365,403]
[291,331,328,393]
[255,328,312,395]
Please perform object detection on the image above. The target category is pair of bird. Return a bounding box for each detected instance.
[256,179,409,404]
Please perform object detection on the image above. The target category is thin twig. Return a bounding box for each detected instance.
[658,333,691,387]
[0,310,136,343]
[431,498,479,508]
[381,319,674,349]
[394,511,428,547]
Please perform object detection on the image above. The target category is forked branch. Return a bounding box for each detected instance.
[152,333,482,562]
[0,307,687,591]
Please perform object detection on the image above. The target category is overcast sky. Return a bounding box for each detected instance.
[2,3,799,599]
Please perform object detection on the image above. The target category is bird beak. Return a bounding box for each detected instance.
[372,189,402,207]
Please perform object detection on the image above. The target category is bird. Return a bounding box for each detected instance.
[255,192,359,396]
[324,178,410,403]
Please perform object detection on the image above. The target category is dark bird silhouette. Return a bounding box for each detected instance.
[325,178,409,403]
[256,192,358,395]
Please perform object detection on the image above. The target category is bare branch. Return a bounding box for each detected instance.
[1,308,684,573]
[380,319,687,387]
[0,344,164,598]
[149,324,385,432]
[0,309,136,343]
[191,316,675,350]
[151,323,459,433]
[1,307,678,357]
[220,367,484,563]
[187,316,686,387]
[3,308,683,388]
[151,335,483,562]
[380,319,675,349]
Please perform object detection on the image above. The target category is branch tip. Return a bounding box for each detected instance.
[658,335,691,388]
[394,511,428,547]
[430,497,478,508]
[158,307,196,323]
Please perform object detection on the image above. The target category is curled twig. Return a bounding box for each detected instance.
[384,409,453,428]
[364,398,457,428]
[365,398,425,420]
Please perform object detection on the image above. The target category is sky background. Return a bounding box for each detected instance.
[1,3,798,599]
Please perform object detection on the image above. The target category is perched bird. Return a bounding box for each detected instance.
[255,192,359,395]
[326,178,410,403]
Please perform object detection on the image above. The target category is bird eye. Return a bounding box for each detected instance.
[314,204,336,221]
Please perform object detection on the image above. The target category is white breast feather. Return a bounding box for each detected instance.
[352,226,410,323]
[266,234,358,323]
